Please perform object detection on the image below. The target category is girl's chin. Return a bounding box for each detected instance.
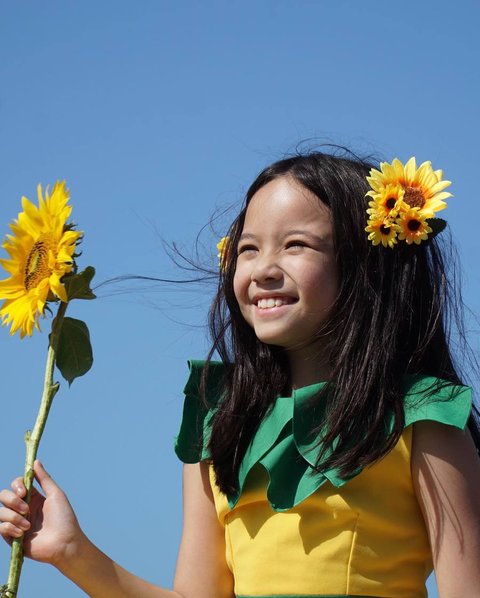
[252,328,295,348]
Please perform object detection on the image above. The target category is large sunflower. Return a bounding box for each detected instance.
[0,181,82,337]
[366,157,452,218]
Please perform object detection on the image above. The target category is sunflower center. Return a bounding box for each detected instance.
[407,219,422,232]
[403,186,425,209]
[385,197,396,209]
[24,235,53,290]
[380,224,391,235]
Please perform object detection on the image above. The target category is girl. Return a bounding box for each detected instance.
[1,150,480,598]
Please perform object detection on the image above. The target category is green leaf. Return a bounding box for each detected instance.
[56,317,93,385]
[63,266,96,301]
[428,218,447,237]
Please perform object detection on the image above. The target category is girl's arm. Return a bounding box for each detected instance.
[0,461,234,598]
[173,463,234,597]
[412,420,480,598]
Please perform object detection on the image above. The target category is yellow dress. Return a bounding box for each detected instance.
[175,361,472,598]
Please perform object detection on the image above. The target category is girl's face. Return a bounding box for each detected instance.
[233,176,338,361]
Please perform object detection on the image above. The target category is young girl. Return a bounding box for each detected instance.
[1,150,479,598]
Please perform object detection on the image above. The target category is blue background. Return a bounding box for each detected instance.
[0,2,479,596]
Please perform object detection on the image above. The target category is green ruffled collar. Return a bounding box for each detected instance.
[176,360,472,512]
[232,382,362,511]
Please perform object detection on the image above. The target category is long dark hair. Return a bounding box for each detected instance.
[203,149,479,496]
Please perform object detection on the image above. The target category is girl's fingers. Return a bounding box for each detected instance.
[3,462,57,503]
[33,460,59,496]
[0,506,30,532]
[11,476,26,498]
[0,488,29,515]
[0,496,31,543]
[0,521,24,540]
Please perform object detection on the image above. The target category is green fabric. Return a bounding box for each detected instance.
[174,360,472,511]
[174,360,225,463]
[402,374,472,428]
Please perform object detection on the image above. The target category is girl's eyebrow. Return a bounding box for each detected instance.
[238,233,257,241]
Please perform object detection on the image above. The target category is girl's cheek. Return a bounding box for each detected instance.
[233,266,246,297]
[232,276,242,304]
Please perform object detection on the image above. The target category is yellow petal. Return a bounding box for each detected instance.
[404,157,417,182]
[49,274,68,302]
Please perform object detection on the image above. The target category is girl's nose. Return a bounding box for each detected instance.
[251,254,282,283]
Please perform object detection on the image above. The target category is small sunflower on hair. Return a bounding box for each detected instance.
[216,236,230,270]
[365,157,451,247]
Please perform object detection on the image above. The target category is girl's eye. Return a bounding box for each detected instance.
[286,240,308,249]
[237,244,258,255]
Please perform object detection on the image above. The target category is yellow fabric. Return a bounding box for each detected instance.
[209,427,431,598]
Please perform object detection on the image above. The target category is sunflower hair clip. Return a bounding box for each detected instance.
[365,157,452,248]
[216,236,230,270]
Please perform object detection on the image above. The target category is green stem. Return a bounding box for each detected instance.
[2,301,68,598]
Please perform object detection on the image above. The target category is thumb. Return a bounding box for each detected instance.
[33,460,60,496]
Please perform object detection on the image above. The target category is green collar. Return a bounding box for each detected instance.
[176,360,472,512]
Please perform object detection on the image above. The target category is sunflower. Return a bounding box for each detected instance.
[365,216,399,248]
[0,181,82,337]
[366,157,452,218]
[366,183,404,220]
[397,208,433,245]
[216,236,230,270]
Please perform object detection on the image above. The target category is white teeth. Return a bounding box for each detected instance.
[257,297,290,309]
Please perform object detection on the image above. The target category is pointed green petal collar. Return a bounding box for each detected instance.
[174,361,472,512]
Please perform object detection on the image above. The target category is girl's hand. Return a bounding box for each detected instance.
[0,460,86,567]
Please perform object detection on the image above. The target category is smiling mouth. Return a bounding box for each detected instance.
[255,297,296,309]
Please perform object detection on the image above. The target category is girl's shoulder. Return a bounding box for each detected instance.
[182,359,226,400]
[401,374,472,431]
[174,359,226,464]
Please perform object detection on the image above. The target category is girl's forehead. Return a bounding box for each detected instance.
[242,177,332,230]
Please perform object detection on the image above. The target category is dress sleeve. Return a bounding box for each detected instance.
[402,375,473,430]
[174,359,226,463]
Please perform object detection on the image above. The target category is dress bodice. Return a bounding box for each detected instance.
[175,360,472,598]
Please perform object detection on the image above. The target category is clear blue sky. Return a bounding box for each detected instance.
[1,2,479,596]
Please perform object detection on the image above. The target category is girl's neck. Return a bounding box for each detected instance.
[287,346,332,389]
